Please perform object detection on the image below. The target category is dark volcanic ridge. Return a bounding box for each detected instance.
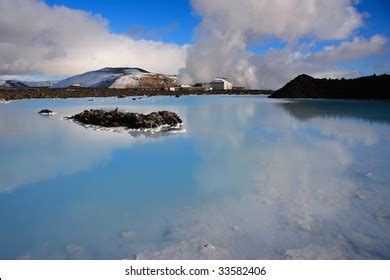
[67,108,184,132]
[270,74,390,100]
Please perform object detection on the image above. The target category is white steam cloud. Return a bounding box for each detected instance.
[0,0,187,76]
[180,0,387,89]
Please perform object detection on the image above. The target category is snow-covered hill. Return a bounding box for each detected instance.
[0,80,30,88]
[52,67,177,89]
[24,81,58,87]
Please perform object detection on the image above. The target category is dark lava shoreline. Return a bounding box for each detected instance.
[0,88,273,101]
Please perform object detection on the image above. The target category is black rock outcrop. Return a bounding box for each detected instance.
[38,109,54,115]
[270,74,390,99]
[68,108,183,130]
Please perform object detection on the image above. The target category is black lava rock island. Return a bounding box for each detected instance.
[68,108,183,130]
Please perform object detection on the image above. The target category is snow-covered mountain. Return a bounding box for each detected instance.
[0,80,30,88]
[52,67,177,89]
[24,81,58,87]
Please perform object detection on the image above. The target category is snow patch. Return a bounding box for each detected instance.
[109,74,141,89]
[53,70,121,88]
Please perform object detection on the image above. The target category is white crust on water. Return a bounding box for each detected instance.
[39,112,57,115]
[126,123,185,133]
[0,99,10,104]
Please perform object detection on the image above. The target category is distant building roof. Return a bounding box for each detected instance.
[212,77,229,83]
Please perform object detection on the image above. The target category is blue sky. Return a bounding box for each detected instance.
[45,0,199,45]
[44,0,389,50]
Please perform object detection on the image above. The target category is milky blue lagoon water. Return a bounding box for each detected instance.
[0,96,389,259]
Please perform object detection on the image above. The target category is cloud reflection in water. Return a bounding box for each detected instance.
[139,98,390,259]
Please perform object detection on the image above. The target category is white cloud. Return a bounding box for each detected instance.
[251,44,366,89]
[0,0,187,76]
[314,35,388,62]
[255,35,387,88]
[180,0,388,89]
[191,0,363,41]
